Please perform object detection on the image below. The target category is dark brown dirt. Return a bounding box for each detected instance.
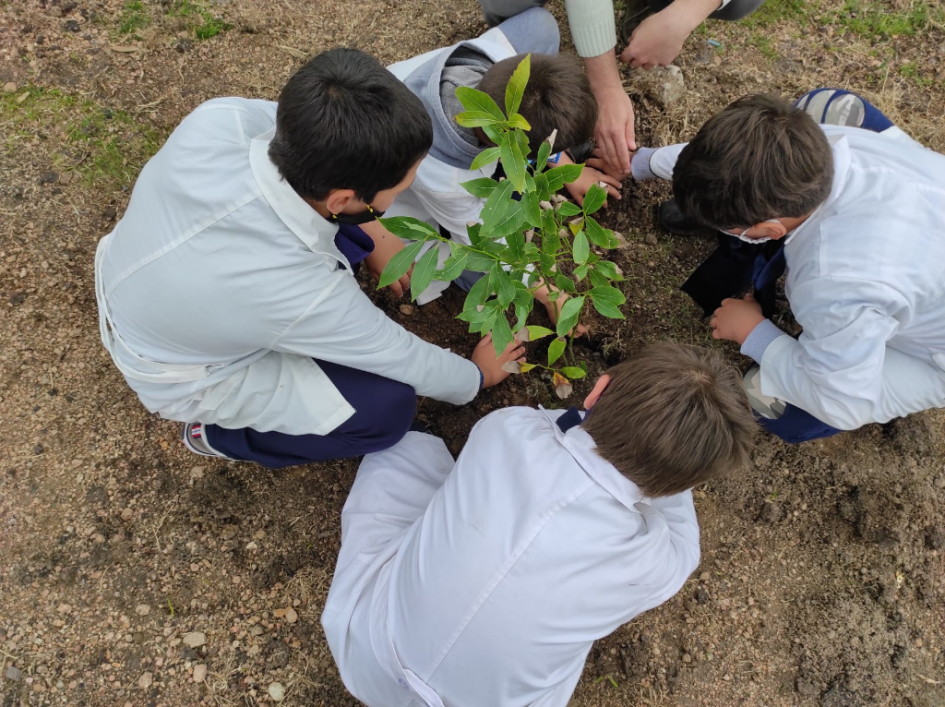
[1,1,943,706]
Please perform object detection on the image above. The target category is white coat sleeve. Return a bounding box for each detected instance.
[271,274,481,405]
[409,181,484,244]
[630,143,688,181]
[759,276,912,429]
[635,490,700,606]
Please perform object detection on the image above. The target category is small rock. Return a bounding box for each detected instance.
[104,205,117,220]
[796,678,818,697]
[644,233,658,246]
[193,664,207,683]
[758,500,781,524]
[644,65,686,108]
[120,508,134,521]
[63,19,81,32]
[934,475,945,490]
[57,603,72,614]
[245,541,258,551]
[268,682,286,702]
[2,82,16,93]
[61,1,78,13]
[39,171,59,185]
[5,666,22,682]
[16,92,30,104]
[284,607,298,624]
[138,671,153,690]
[182,631,206,648]
[32,444,44,455]
[175,38,194,53]
[682,653,692,663]
[59,172,74,185]
[135,604,151,616]
[399,304,415,316]
[926,528,945,550]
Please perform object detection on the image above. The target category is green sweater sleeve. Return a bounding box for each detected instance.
[565,0,618,58]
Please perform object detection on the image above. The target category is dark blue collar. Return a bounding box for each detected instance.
[556,407,584,433]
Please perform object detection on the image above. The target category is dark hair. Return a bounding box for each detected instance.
[672,94,834,230]
[581,343,755,497]
[269,48,433,202]
[478,53,597,156]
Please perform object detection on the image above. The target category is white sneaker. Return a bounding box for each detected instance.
[743,365,787,420]
[181,422,230,459]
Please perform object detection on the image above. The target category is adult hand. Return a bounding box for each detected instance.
[564,164,622,206]
[586,148,632,183]
[710,293,765,345]
[582,50,636,176]
[472,333,526,388]
[593,88,637,176]
[621,0,719,69]
[362,223,411,297]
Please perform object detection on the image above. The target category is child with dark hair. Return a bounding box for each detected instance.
[626,91,945,443]
[94,48,524,468]
[370,7,620,318]
[322,342,755,707]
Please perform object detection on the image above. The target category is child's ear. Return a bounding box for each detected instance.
[324,188,358,217]
[757,220,788,240]
[584,374,611,410]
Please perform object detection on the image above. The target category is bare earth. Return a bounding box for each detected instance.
[1,1,944,706]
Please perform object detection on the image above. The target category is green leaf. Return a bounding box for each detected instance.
[463,271,493,310]
[582,183,607,215]
[500,132,527,193]
[594,260,624,282]
[548,337,566,365]
[436,252,469,282]
[590,286,626,306]
[455,111,503,128]
[507,113,531,131]
[557,201,582,217]
[506,232,526,262]
[558,295,585,325]
[585,216,613,248]
[455,86,505,121]
[378,216,440,241]
[574,264,588,281]
[481,122,504,145]
[524,192,542,229]
[536,140,552,170]
[410,246,440,301]
[493,264,516,308]
[466,251,497,272]
[479,179,515,237]
[545,163,584,191]
[461,177,500,199]
[467,221,483,247]
[491,312,514,356]
[560,366,587,379]
[470,146,502,171]
[378,241,424,288]
[519,362,537,373]
[505,54,530,117]
[592,298,626,319]
[526,325,555,340]
[553,272,576,293]
[573,231,590,265]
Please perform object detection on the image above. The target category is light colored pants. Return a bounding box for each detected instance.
[477,0,767,26]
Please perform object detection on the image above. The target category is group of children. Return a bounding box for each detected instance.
[93,4,945,705]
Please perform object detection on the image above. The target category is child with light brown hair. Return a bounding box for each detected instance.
[322,342,755,707]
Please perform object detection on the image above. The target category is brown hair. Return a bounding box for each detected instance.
[478,53,597,156]
[581,343,755,497]
[672,94,834,230]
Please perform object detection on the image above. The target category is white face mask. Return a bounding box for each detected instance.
[720,219,782,245]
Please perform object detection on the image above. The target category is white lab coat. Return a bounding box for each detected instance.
[322,407,700,707]
[93,98,480,436]
[639,126,945,429]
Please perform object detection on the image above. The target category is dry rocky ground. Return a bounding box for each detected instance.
[1,0,944,706]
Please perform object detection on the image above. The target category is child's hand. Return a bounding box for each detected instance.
[535,282,589,338]
[472,333,527,388]
[586,148,631,182]
[710,294,765,345]
[564,165,622,207]
[362,223,411,297]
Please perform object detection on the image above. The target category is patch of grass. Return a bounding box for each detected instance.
[898,61,934,87]
[118,0,151,35]
[743,0,809,27]
[167,0,232,40]
[832,0,945,38]
[752,35,779,60]
[1,86,165,190]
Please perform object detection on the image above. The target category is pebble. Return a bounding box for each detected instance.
[121,508,134,521]
[5,666,22,682]
[285,608,298,624]
[57,603,72,614]
[934,475,945,489]
[135,604,151,616]
[193,664,207,683]
[32,444,44,455]
[268,682,286,702]
[182,631,206,648]
[3,82,16,93]
[644,233,658,246]
[137,672,153,690]
[399,304,415,316]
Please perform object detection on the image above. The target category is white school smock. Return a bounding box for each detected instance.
[322,407,700,707]
[636,126,945,429]
[93,98,480,436]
